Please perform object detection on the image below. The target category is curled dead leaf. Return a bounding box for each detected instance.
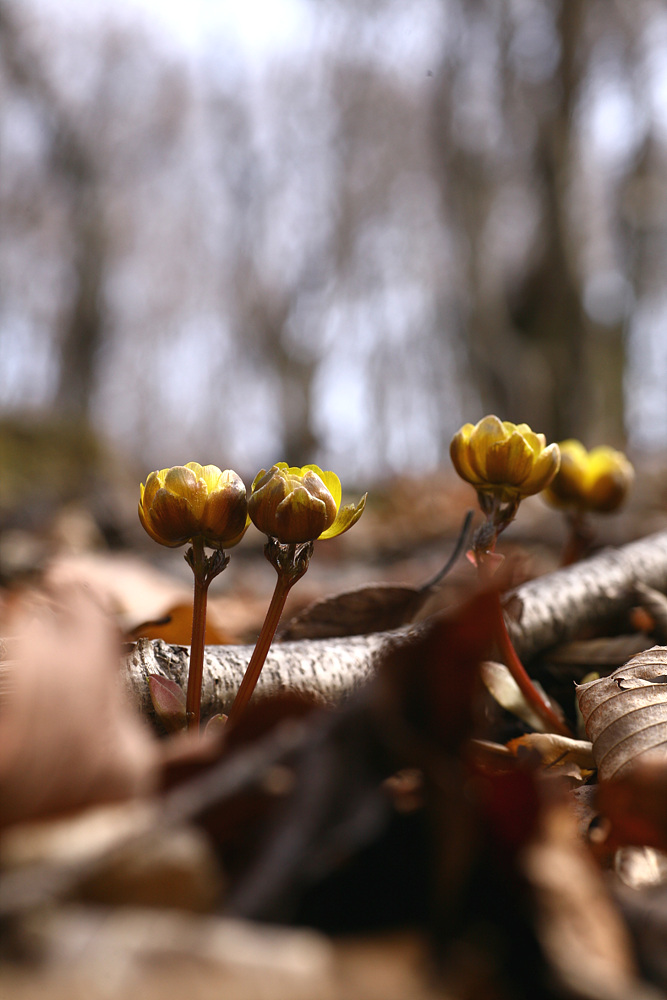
[480,660,550,732]
[507,733,595,785]
[577,646,667,781]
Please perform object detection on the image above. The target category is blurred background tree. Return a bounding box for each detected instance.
[1,0,666,513]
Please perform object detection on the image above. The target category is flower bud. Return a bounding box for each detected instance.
[249,463,366,544]
[544,440,634,514]
[450,415,560,503]
[139,462,249,549]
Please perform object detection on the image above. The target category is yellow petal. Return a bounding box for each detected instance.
[198,464,226,493]
[319,493,367,539]
[468,415,508,479]
[164,465,198,498]
[149,488,199,544]
[201,474,249,545]
[520,442,560,495]
[275,486,330,543]
[138,500,188,547]
[484,431,534,486]
[586,448,633,512]
[251,467,270,491]
[142,470,166,509]
[165,465,209,518]
[304,465,342,512]
[450,425,484,486]
[184,461,204,480]
[515,426,545,455]
[213,513,251,549]
[248,467,292,537]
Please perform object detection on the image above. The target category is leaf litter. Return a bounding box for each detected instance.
[5,541,667,997]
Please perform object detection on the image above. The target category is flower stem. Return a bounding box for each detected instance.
[227,539,313,729]
[475,532,572,738]
[490,590,572,737]
[561,510,594,566]
[186,535,209,731]
[226,573,293,728]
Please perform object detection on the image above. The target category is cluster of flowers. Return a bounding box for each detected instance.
[450,415,633,521]
[138,419,633,733]
[139,462,366,732]
[139,461,366,552]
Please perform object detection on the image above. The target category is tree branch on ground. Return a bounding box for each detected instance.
[123,530,667,720]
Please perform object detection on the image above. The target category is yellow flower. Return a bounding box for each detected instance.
[543,440,634,513]
[249,463,366,544]
[450,415,560,503]
[139,462,249,549]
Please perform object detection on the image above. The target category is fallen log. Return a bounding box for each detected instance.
[123,530,667,719]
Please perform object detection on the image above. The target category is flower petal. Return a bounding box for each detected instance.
[275,486,330,543]
[184,461,204,480]
[484,432,534,486]
[319,493,367,539]
[199,464,226,493]
[142,469,167,510]
[208,513,251,549]
[303,465,342,512]
[520,442,560,495]
[138,501,188,547]
[450,425,484,486]
[469,415,508,480]
[251,467,270,491]
[164,465,198,498]
[148,488,199,544]
[201,473,249,546]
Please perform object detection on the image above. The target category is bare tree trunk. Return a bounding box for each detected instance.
[430,0,626,444]
[0,1,106,423]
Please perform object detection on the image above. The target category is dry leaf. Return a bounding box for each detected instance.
[281,514,472,640]
[0,800,223,913]
[130,602,235,645]
[507,733,595,784]
[577,646,667,780]
[0,587,158,828]
[280,583,429,640]
[614,846,667,890]
[480,660,549,732]
[597,758,667,852]
[520,789,641,999]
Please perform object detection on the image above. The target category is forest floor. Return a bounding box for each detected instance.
[3,458,667,998]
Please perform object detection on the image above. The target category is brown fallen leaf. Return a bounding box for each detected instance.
[597,757,667,853]
[507,733,595,785]
[0,587,158,828]
[130,602,234,645]
[577,646,667,780]
[280,583,432,641]
[480,660,551,732]
[519,785,642,999]
[280,511,473,640]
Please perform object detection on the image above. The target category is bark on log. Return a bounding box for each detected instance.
[125,631,412,721]
[123,530,667,719]
[504,530,667,660]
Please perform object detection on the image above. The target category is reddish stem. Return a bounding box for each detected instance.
[476,539,572,738]
[186,536,209,731]
[226,571,294,728]
[561,510,594,566]
[491,591,572,737]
